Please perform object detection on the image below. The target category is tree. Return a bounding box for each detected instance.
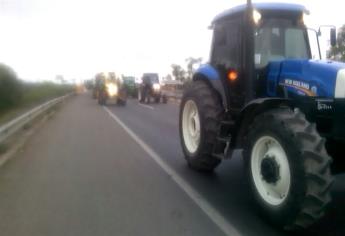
[165,74,173,81]
[55,75,66,84]
[171,64,186,82]
[84,79,94,89]
[0,64,22,110]
[185,57,202,80]
[329,25,345,62]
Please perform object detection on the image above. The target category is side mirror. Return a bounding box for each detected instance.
[330,28,337,47]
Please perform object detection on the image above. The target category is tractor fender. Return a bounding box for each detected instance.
[235,98,293,147]
[193,64,228,109]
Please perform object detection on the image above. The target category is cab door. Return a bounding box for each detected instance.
[210,17,244,111]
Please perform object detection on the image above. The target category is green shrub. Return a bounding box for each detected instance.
[0,63,73,119]
[21,82,73,105]
[0,64,22,111]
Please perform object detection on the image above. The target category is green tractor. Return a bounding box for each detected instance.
[122,76,138,98]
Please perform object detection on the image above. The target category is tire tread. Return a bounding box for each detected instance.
[243,108,333,230]
[179,80,223,171]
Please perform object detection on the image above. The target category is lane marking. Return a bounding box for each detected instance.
[103,106,240,236]
[138,103,154,110]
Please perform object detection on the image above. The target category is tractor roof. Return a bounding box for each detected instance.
[212,2,308,24]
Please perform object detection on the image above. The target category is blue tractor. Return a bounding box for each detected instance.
[179,1,344,230]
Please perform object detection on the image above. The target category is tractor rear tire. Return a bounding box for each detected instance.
[138,88,144,103]
[179,80,223,172]
[98,95,106,105]
[98,99,105,105]
[117,99,126,106]
[162,95,168,104]
[138,93,141,103]
[243,108,333,230]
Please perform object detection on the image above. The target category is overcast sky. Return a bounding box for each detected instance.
[0,0,343,81]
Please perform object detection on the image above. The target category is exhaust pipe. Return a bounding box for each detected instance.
[244,0,255,103]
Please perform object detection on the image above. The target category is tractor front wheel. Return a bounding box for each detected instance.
[179,80,223,172]
[98,92,106,105]
[244,108,333,230]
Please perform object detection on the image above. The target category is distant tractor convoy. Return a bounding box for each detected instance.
[179,1,344,231]
[92,72,168,105]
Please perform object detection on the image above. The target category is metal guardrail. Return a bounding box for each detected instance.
[0,94,73,145]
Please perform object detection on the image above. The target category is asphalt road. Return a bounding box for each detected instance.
[0,93,344,236]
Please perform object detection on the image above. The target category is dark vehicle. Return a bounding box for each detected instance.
[139,73,167,103]
[97,72,127,106]
[123,76,138,98]
[92,73,104,99]
[179,1,344,231]
[92,87,98,99]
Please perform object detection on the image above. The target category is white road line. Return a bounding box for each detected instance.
[103,106,241,236]
[138,103,154,110]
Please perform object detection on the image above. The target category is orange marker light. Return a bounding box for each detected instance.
[227,70,238,81]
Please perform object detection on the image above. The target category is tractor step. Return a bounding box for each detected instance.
[220,120,236,126]
[219,119,236,137]
[213,119,236,160]
[213,153,225,160]
[216,136,231,143]
[213,136,232,159]
[212,147,234,159]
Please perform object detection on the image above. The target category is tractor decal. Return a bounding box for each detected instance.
[279,79,316,96]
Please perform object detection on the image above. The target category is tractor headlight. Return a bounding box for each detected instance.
[335,69,345,98]
[253,9,261,24]
[106,83,118,97]
[153,83,161,91]
[302,12,311,25]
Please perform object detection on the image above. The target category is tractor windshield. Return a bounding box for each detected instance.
[143,73,159,83]
[254,18,310,68]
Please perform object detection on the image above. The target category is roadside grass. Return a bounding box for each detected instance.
[0,143,7,155]
[0,82,73,126]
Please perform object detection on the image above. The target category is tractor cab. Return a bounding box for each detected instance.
[210,3,314,109]
[253,14,310,68]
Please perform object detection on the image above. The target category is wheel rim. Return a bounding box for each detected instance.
[251,136,291,206]
[182,100,200,154]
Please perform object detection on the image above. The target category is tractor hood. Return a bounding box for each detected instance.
[268,59,345,98]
